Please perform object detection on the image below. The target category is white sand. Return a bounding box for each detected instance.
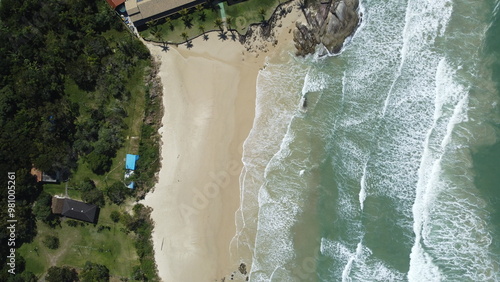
[142,6,302,281]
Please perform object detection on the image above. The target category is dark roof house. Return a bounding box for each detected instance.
[51,197,99,223]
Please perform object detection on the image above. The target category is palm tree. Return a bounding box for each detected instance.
[297,0,307,15]
[181,32,189,42]
[196,4,206,21]
[195,4,204,13]
[153,30,163,43]
[198,24,205,34]
[147,19,160,34]
[165,17,174,31]
[179,8,190,18]
[179,8,192,28]
[214,18,223,31]
[258,8,266,22]
[226,16,233,30]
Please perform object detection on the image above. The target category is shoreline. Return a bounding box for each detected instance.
[141,4,302,281]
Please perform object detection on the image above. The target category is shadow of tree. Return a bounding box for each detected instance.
[203,34,209,41]
[161,44,170,52]
[186,41,193,49]
[198,13,206,22]
[218,31,228,41]
[230,32,237,41]
[183,18,194,29]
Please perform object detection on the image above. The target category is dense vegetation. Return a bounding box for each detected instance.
[0,0,160,280]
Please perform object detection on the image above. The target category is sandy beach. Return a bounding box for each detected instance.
[142,5,301,281]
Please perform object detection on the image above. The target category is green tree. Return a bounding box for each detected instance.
[198,24,205,34]
[82,188,105,207]
[46,266,78,282]
[259,7,266,22]
[165,17,174,30]
[79,261,110,282]
[179,8,192,28]
[153,29,163,44]
[226,16,233,30]
[32,191,53,223]
[181,32,189,42]
[106,182,130,205]
[110,210,121,223]
[214,18,223,31]
[7,271,37,282]
[79,178,105,207]
[86,151,112,175]
[43,235,60,250]
[196,4,206,21]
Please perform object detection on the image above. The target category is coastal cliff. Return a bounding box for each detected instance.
[293,0,360,56]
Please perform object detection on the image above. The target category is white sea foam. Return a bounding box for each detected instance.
[358,161,368,211]
[231,57,309,269]
[321,238,405,281]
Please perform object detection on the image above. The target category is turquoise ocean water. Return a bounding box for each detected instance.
[231,0,500,280]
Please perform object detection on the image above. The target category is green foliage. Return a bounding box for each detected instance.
[66,219,79,227]
[42,235,59,250]
[46,266,78,282]
[7,271,37,282]
[79,178,105,207]
[85,151,112,175]
[79,261,110,282]
[110,210,121,223]
[0,0,157,278]
[32,192,53,223]
[106,182,130,205]
[125,204,158,280]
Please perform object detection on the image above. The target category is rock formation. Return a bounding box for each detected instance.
[293,0,360,56]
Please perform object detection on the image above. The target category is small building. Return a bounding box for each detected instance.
[125,0,205,26]
[30,167,61,183]
[125,154,140,189]
[125,154,140,170]
[51,197,99,223]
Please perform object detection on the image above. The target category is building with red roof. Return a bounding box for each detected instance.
[106,0,125,9]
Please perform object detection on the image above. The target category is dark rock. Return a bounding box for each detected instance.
[293,0,360,56]
[239,263,247,275]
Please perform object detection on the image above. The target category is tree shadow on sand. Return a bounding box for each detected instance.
[218,31,228,41]
[230,32,237,41]
[203,34,209,41]
[186,41,193,49]
[161,44,170,52]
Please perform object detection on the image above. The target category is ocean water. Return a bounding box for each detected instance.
[231,0,500,280]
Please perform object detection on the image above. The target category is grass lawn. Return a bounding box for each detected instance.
[140,0,282,44]
[18,204,139,279]
[225,0,281,33]
[141,6,221,44]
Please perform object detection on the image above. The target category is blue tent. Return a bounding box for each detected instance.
[125,154,139,170]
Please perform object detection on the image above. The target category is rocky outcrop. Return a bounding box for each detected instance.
[294,0,360,56]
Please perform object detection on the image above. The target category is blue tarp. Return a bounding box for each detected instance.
[125,154,139,170]
[127,182,135,189]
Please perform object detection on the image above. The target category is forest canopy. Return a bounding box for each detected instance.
[0,0,151,279]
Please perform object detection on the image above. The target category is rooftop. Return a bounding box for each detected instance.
[125,0,203,25]
[106,0,126,9]
[51,198,99,223]
[125,154,140,170]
